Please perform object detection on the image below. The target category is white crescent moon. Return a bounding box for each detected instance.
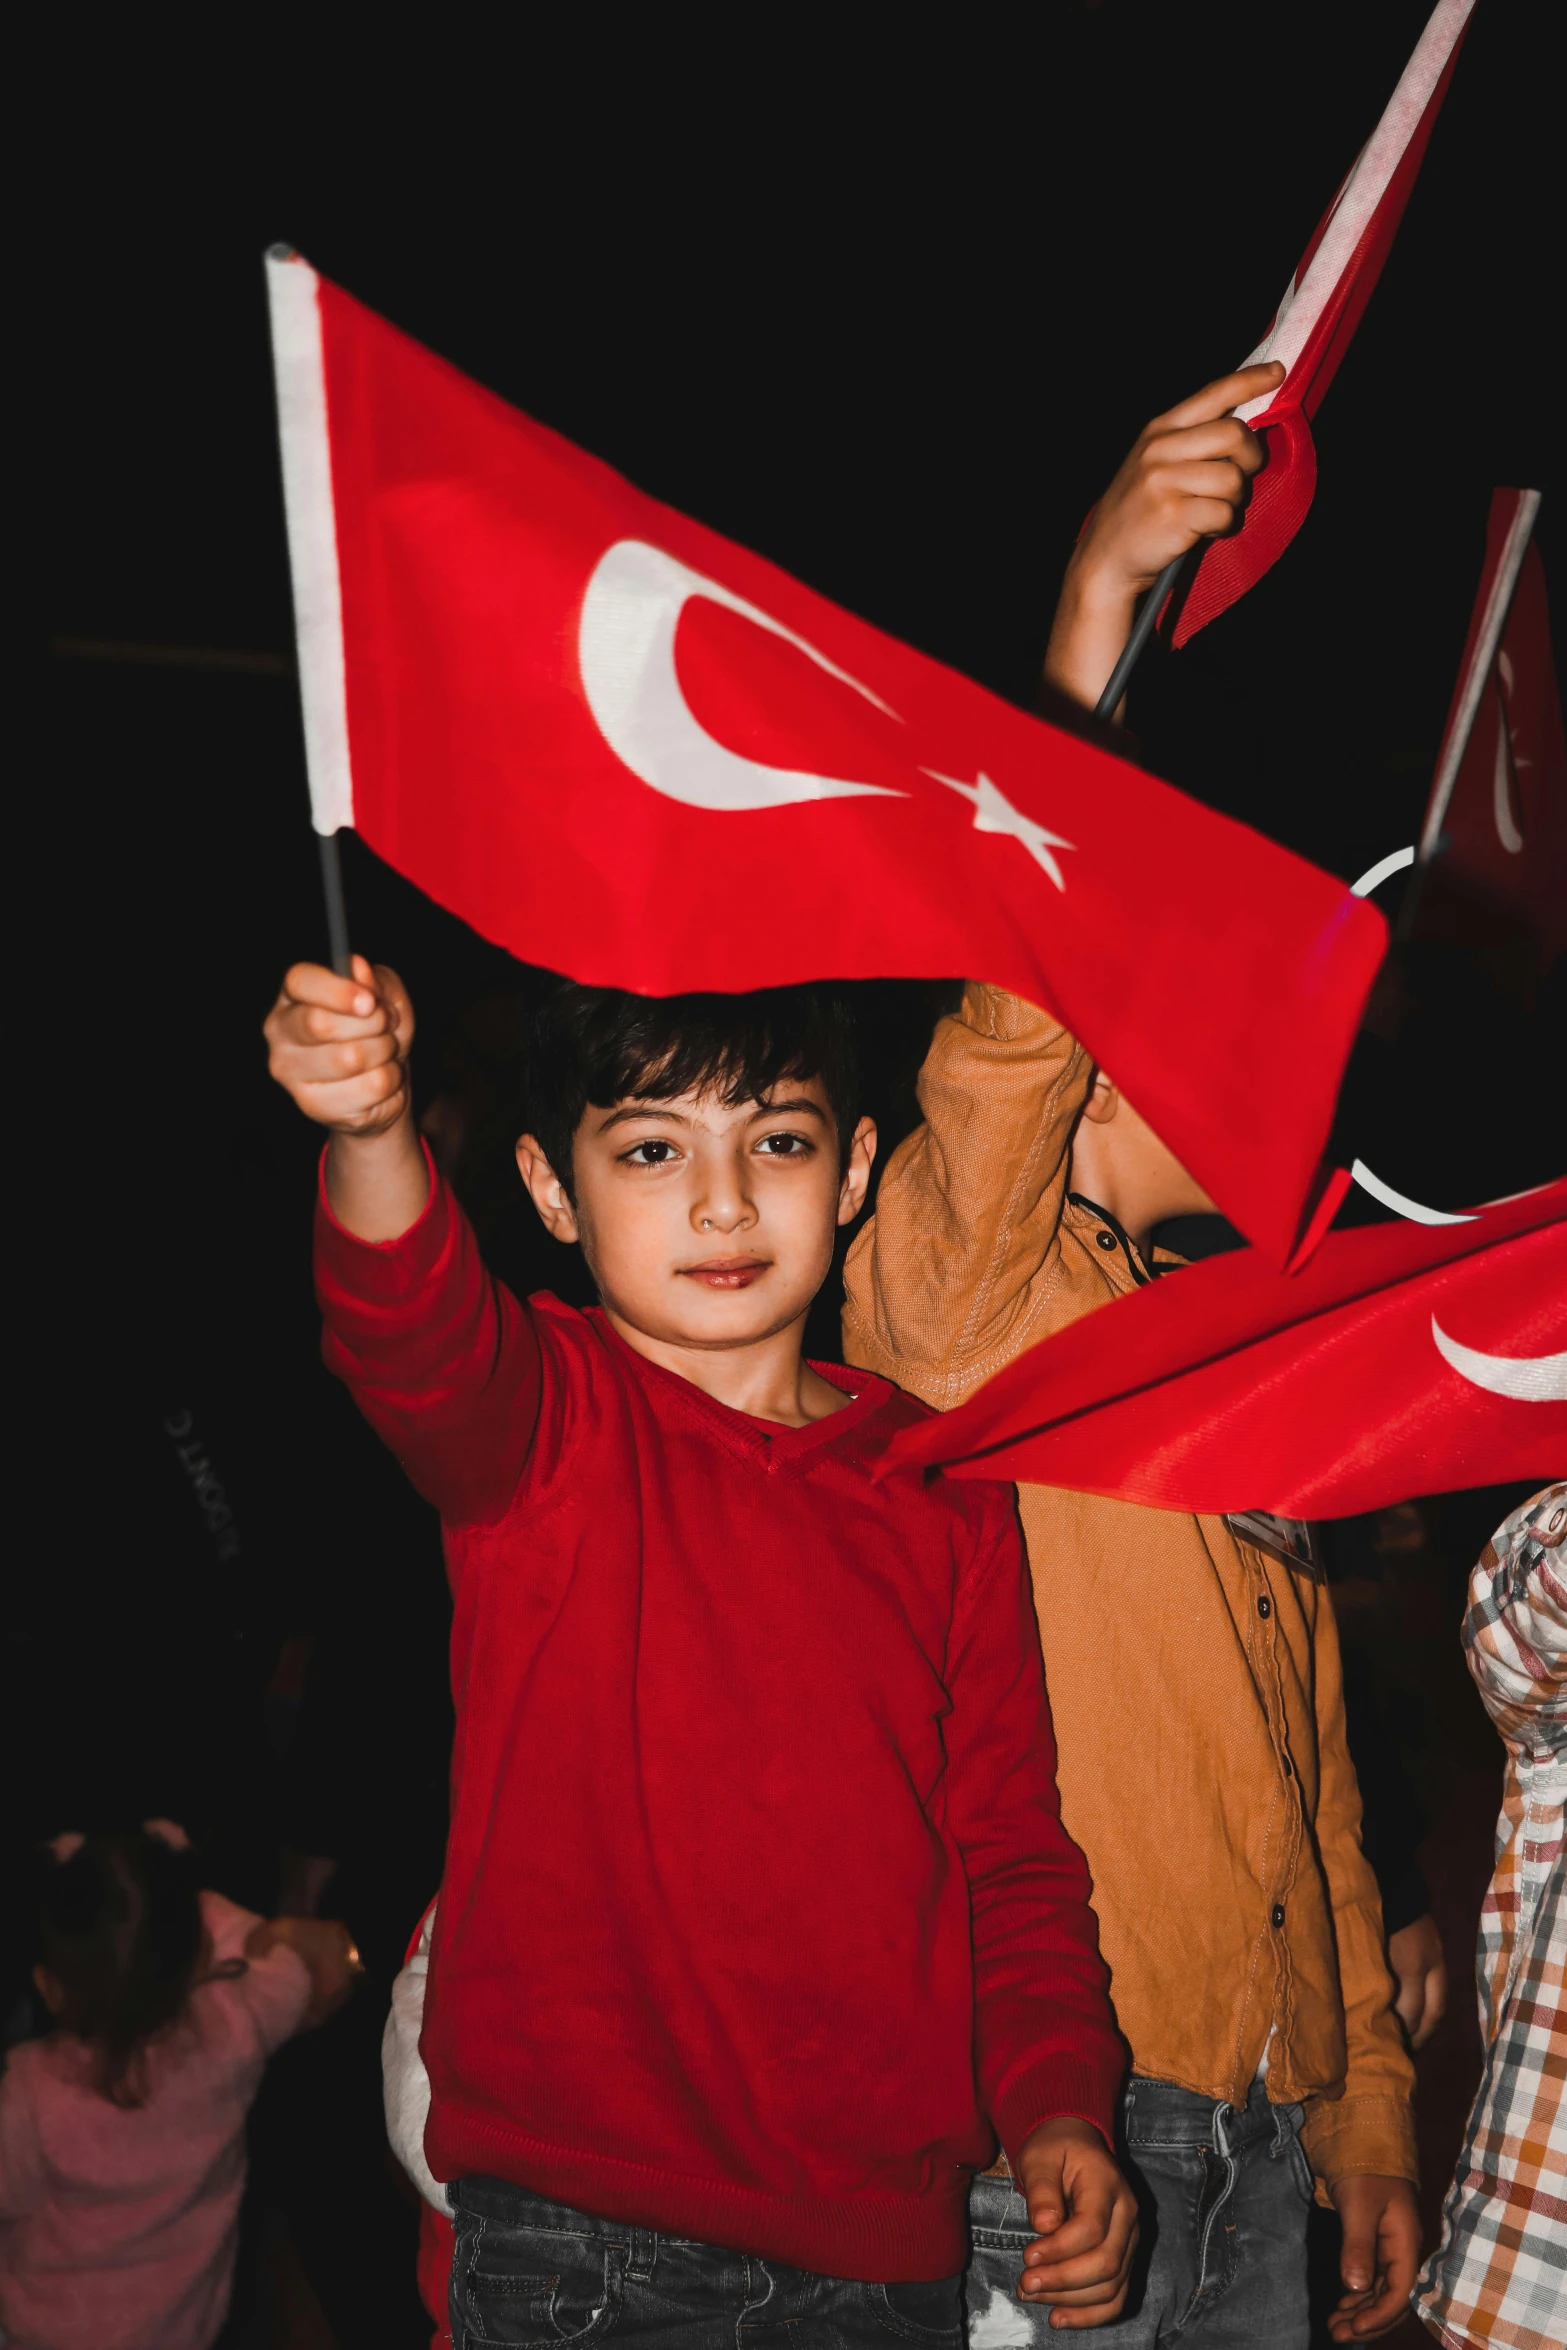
[577,539,905,811]
[1431,1314,1567,1401]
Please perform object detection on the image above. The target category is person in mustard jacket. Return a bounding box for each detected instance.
[843,365,1419,2348]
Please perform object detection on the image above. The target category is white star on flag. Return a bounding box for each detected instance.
[922,769,1074,891]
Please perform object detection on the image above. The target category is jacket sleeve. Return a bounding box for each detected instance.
[1299,1594,1419,2191]
[842,984,1092,1405]
[314,1151,543,1525]
[943,1491,1126,2161]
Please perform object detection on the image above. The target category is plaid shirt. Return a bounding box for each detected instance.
[1415,1483,1567,2349]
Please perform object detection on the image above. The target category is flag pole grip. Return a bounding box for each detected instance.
[318,831,352,977]
[1094,550,1188,721]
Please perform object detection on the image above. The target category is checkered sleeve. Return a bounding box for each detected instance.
[1412,1484,1567,2349]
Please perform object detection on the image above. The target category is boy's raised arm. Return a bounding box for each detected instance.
[265,955,430,1240]
[841,985,1091,1409]
[266,957,542,1522]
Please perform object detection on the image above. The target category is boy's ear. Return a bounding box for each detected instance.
[836,1116,878,1227]
[1079,1069,1121,1126]
[516,1135,581,1243]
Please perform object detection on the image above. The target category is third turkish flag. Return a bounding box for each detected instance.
[266,252,1386,1267]
[881,1181,1567,1520]
[1172,0,1474,647]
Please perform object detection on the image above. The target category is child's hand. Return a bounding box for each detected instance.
[1326,2175,1421,2341]
[264,953,415,1137]
[246,1916,367,2029]
[1044,359,1285,712]
[1013,2117,1139,2327]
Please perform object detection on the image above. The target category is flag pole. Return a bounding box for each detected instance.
[1094,550,1189,721]
[318,831,352,977]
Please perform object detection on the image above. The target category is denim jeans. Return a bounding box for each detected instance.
[448,2175,964,2348]
[965,2079,1312,2348]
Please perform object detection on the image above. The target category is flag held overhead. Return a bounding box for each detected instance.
[1172,0,1474,646]
[263,250,1387,1267]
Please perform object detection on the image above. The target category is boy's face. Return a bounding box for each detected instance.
[517,1078,875,1353]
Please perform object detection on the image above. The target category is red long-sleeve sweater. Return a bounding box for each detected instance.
[316,1166,1122,2281]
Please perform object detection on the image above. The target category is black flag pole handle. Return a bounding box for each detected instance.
[318,831,352,978]
[1093,548,1191,722]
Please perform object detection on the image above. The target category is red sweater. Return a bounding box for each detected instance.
[316,1168,1122,2281]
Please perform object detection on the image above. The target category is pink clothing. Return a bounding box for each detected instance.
[0,1890,310,2350]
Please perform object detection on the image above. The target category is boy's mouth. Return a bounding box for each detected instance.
[678,1256,771,1290]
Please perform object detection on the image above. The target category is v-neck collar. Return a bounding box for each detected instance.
[588,1309,892,1476]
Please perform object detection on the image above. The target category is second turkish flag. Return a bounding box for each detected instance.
[266,251,1385,1267]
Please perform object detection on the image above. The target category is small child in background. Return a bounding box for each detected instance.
[0,1824,361,2350]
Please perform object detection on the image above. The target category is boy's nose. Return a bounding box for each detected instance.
[693,1170,754,1233]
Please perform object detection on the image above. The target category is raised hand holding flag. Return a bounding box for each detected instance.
[1084,0,1475,702]
[1171,0,1474,647]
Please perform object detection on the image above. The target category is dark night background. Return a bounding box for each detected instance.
[17,5,1562,2345]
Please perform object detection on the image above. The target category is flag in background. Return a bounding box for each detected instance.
[1172,0,1475,647]
[1411,490,1567,990]
[265,252,1386,1267]
[882,1177,1567,1519]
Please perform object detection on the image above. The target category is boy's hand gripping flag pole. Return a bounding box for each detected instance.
[1096,0,1474,715]
[261,248,1392,1269]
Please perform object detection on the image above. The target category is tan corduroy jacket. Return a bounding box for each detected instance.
[842,984,1416,2192]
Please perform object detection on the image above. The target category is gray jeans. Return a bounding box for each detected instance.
[965,2078,1312,2348]
[448,2175,964,2347]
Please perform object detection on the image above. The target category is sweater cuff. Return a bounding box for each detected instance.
[1299,2092,1418,2196]
[313,1138,449,1304]
[994,2055,1121,2169]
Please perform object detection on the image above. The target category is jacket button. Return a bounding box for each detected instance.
[1257,1595,1272,1619]
[1096,1230,1117,1251]
[1271,1903,1285,1929]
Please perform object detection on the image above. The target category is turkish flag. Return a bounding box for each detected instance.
[265,251,1386,1267]
[1411,491,1567,990]
[883,1175,1567,1522]
[881,1180,1567,1519]
[1171,0,1473,647]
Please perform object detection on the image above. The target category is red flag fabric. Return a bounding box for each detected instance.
[1172,0,1473,647]
[1412,491,1567,987]
[881,1180,1567,1519]
[265,253,1386,1267]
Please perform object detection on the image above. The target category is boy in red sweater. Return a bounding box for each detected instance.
[265,969,1134,2340]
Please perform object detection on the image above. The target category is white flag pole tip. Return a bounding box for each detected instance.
[264,245,353,841]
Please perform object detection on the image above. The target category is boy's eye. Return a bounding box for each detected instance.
[623,1139,681,1166]
[756,1132,811,1157]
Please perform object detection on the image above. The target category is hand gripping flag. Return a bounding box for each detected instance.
[1411,490,1567,988]
[265,252,1387,1267]
[1171,0,1474,647]
[881,1180,1567,1520]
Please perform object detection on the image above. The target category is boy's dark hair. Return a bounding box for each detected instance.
[39,1830,204,2106]
[525,983,861,1202]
